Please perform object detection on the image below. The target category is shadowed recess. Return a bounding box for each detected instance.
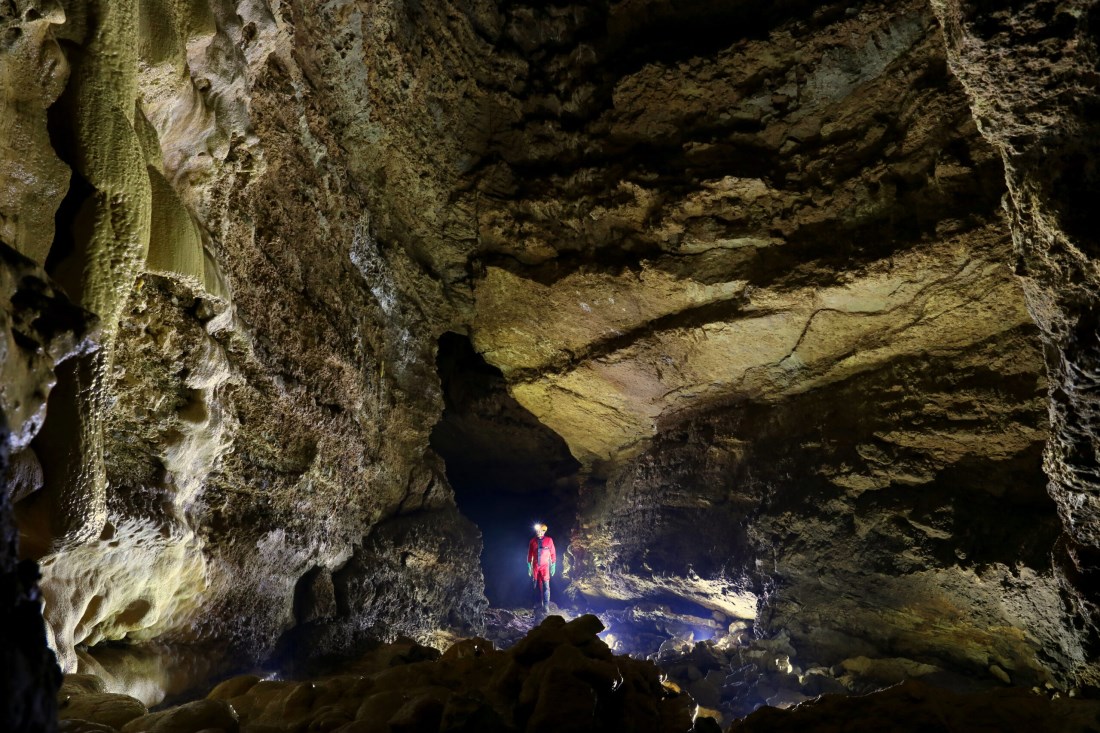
[431,332,581,609]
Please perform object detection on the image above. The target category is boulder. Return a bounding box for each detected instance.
[57,676,146,732]
[119,699,237,733]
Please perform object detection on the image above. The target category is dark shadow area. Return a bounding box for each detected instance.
[430,333,581,609]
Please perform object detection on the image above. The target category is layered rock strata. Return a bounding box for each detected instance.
[569,335,1075,687]
[467,1,1016,465]
[449,0,1078,691]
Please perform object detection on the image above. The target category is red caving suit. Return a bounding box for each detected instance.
[528,534,557,609]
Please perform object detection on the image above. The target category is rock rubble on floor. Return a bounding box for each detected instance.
[58,615,707,733]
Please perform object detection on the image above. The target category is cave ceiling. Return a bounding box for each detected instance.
[3,0,1100,707]
[306,0,1035,477]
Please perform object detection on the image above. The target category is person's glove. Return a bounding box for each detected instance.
[527,562,533,578]
[551,562,556,577]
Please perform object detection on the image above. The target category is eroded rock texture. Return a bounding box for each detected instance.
[2,0,488,677]
[55,616,709,733]
[931,0,1100,687]
[447,0,1080,692]
[2,0,1100,723]
[0,242,94,731]
[462,3,1004,444]
[570,335,1074,685]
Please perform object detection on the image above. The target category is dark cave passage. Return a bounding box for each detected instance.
[430,333,582,610]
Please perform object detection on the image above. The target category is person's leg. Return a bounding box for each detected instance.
[534,569,548,612]
[542,575,550,611]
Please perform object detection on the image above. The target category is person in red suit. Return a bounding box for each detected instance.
[527,522,557,613]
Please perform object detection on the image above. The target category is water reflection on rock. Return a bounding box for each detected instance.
[76,642,237,708]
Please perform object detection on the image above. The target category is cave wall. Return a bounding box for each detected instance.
[931,0,1100,688]
[1,0,488,674]
[571,328,1081,687]
[0,242,94,730]
[465,0,1021,473]
[455,0,1081,688]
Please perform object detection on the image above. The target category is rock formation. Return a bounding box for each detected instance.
[931,0,1100,688]
[4,0,489,679]
[56,615,706,733]
[50,617,1100,733]
[3,0,1100,729]
[1,241,95,730]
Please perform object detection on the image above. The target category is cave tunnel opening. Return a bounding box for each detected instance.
[430,332,582,610]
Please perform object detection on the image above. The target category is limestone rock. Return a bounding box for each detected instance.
[76,642,235,709]
[6,449,43,505]
[931,0,1100,686]
[58,674,147,730]
[3,0,487,673]
[466,0,1013,476]
[1,240,93,731]
[119,699,237,733]
[560,315,1072,685]
[201,615,695,733]
[58,721,121,733]
[0,1,70,264]
[282,507,487,665]
[0,243,97,453]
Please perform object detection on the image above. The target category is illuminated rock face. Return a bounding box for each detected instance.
[1,0,1099,718]
[443,0,1081,690]
[1,0,488,675]
[569,340,1075,688]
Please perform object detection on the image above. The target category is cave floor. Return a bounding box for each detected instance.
[60,611,1100,733]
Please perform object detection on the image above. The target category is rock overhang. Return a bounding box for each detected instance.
[472,228,1031,472]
